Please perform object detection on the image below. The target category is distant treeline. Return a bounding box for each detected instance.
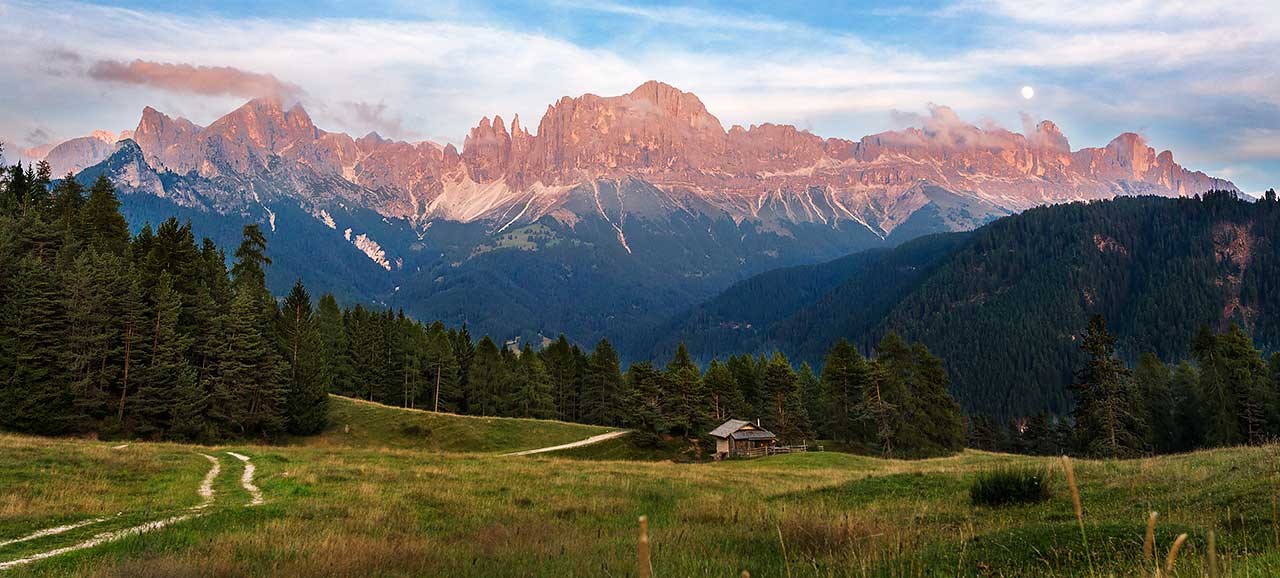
[972,315,1280,458]
[0,153,966,458]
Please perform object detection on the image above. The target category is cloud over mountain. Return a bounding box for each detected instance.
[88,59,304,102]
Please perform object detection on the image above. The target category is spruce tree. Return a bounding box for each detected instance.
[468,337,508,416]
[1170,361,1205,452]
[580,338,623,425]
[131,272,202,438]
[509,347,557,419]
[821,339,873,443]
[761,352,811,443]
[1134,352,1176,453]
[0,255,73,434]
[703,359,749,424]
[623,362,667,447]
[423,322,460,412]
[78,175,130,256]
[315,294,355,396]
[207,288,287,439]
[279,280,330,435]
[1070,315,1149,458]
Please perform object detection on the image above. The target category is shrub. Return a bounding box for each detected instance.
[970,467,1052,507]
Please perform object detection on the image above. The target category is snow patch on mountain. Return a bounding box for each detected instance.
[352,233,391,271]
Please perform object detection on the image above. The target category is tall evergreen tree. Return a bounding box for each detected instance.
[761,352,811,443]
[78,175,129,256]
[207,287,287,439]
[508,347,557,419]
[0,255,72,434]
[580,338,623,425]
[468,337,508,416]
[279,280,330,435]
[1070,315,1149,458]
[703,359,749,424]
[1135,352,1176,453]
[131,272,204,439]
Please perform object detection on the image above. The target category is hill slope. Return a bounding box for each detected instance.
[667,192,1280,417]
[301,395,614,453]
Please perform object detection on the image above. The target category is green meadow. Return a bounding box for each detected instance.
[1,396,1277,577]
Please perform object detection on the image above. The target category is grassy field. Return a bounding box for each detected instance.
[1,401,1278,577]
[299,395,614,452]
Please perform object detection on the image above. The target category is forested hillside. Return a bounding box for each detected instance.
[0,155,967,458]
[666,192,1280,419]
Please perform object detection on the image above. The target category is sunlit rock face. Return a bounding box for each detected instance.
[52,81,1235,238]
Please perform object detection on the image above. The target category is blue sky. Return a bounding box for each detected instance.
[2,0,1277,191]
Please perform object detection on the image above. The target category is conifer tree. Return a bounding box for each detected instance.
[579,338,623,425]
[623,362,667,447]
[761,352,811,443]
[131,272,202,438]
[279,280,330,435]
[703,359,749,423]
[0,255,73,434]
[468,337,508,416]
[820,339,873,442]
[207,286,287,439]
[509,347,557,419]
[78,175,130,256]
[1170,361,1205,452]
[1070,315,1149,458]
[543,335,581,421]
[315,294,355,396]
[423,322,460,412]
[1135,352,1176,453]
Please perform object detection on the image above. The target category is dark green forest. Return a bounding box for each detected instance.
[0,153,966,458]
[4,145,1275,460]
[665,192,1280,420]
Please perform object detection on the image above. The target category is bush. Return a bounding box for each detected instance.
[970,467,1052,507]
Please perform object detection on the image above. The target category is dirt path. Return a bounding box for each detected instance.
[501,430,629,456]
[0,451,261,570]
[226,452,263,506]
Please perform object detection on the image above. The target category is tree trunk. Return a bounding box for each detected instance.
[117,324,134,423]
[433,365,442,413]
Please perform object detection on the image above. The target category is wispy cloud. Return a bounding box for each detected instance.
[87,59,305,102]
[0,0,1277,189]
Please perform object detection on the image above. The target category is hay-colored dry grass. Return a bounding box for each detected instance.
[1,402,1278,577]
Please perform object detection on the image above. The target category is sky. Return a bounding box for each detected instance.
[1,0,1277,192]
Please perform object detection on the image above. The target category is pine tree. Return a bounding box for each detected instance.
[1170,361,1205,452]
[580,338,623,425]
[131,272,202,438]
[423,322,460,412]
[451,325,475,413]
[279,280,330,435]
[1134,352,1176,453]
[78,175,130,256]
[623,362,667,447]
[1070,315,1149,458]
[0,255,73,434]
[468,337,508,416]
[543,335,581,421]
[906,342,965,454]
[207,288,287,439]
[703,359,749,424]
[761,352,811,444]
[820,339,873,442]
[509,347,557,419]
[50,173,84,240]
[315,294,355,396]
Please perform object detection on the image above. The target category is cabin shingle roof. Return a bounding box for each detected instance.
[709,419,749,438]
[709,419,776,440]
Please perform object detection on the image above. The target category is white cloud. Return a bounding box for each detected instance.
[0,0,1277,189]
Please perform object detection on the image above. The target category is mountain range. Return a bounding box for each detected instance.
[35,81,1237,353]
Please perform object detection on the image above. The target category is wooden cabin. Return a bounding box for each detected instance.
[709,419,777,459]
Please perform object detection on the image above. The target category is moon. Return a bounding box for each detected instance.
[1021,86,1035,100]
